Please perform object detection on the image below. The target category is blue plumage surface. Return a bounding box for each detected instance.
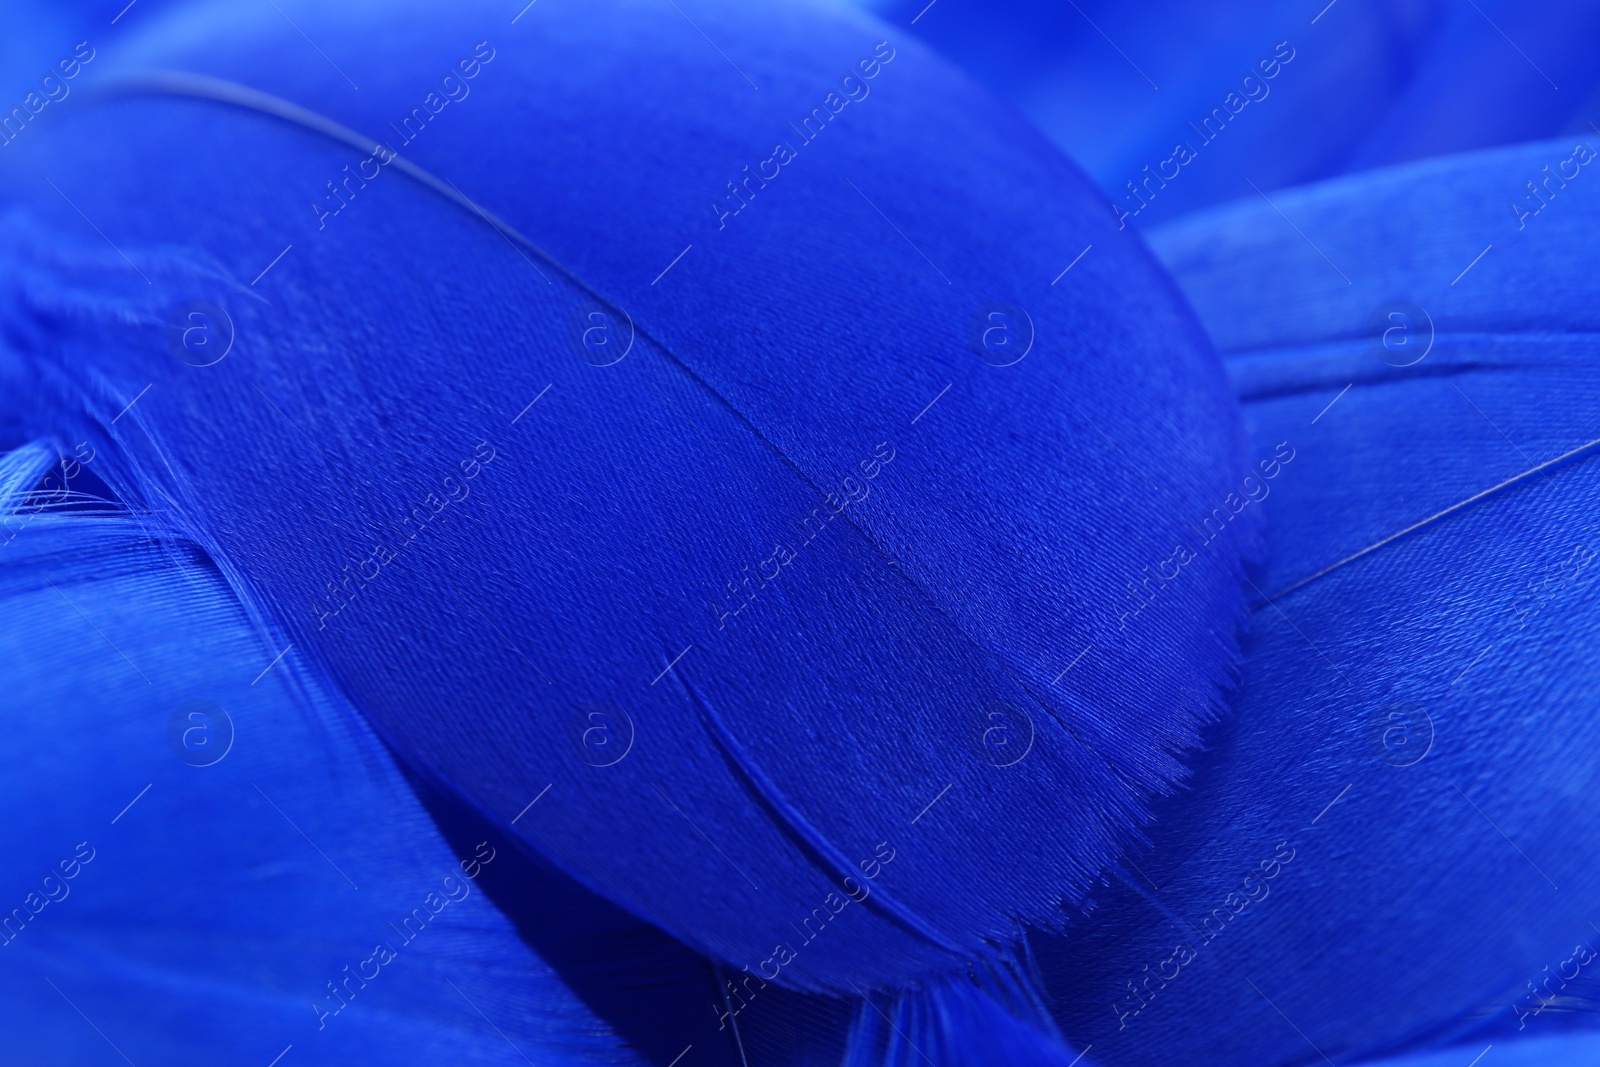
[0,505,744,1065]
[0,0,1255,995]
[3,1,1599,1064]
[855,0,1600,226]
[1038,134,1600,1064]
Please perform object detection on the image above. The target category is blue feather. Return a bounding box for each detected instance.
[0,501,719,1064]
[0,0,1257,999]
[842,953,1090,1066]
[856,0,1600,226]
[1036,134,1600,1063]
[1354,1029,1600,1067]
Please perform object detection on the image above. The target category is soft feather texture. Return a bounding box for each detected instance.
[842,954,1087,1067]
[1355,1030,1600,1067]
[858,0,1600,225]
[0,499,760,1065]
[1035,135,1600,1064]
[0,0,1256,992]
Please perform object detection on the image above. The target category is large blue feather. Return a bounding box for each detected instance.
[0,0,1256,995]
[1036,134,1600,1063]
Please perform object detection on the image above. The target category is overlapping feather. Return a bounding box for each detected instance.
[0,494,753,1064]
[1037,134,1600,1064]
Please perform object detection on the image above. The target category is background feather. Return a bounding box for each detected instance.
[851,0,1600,226]
[1035,134,1600,1064]
[857,0,1600,227]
